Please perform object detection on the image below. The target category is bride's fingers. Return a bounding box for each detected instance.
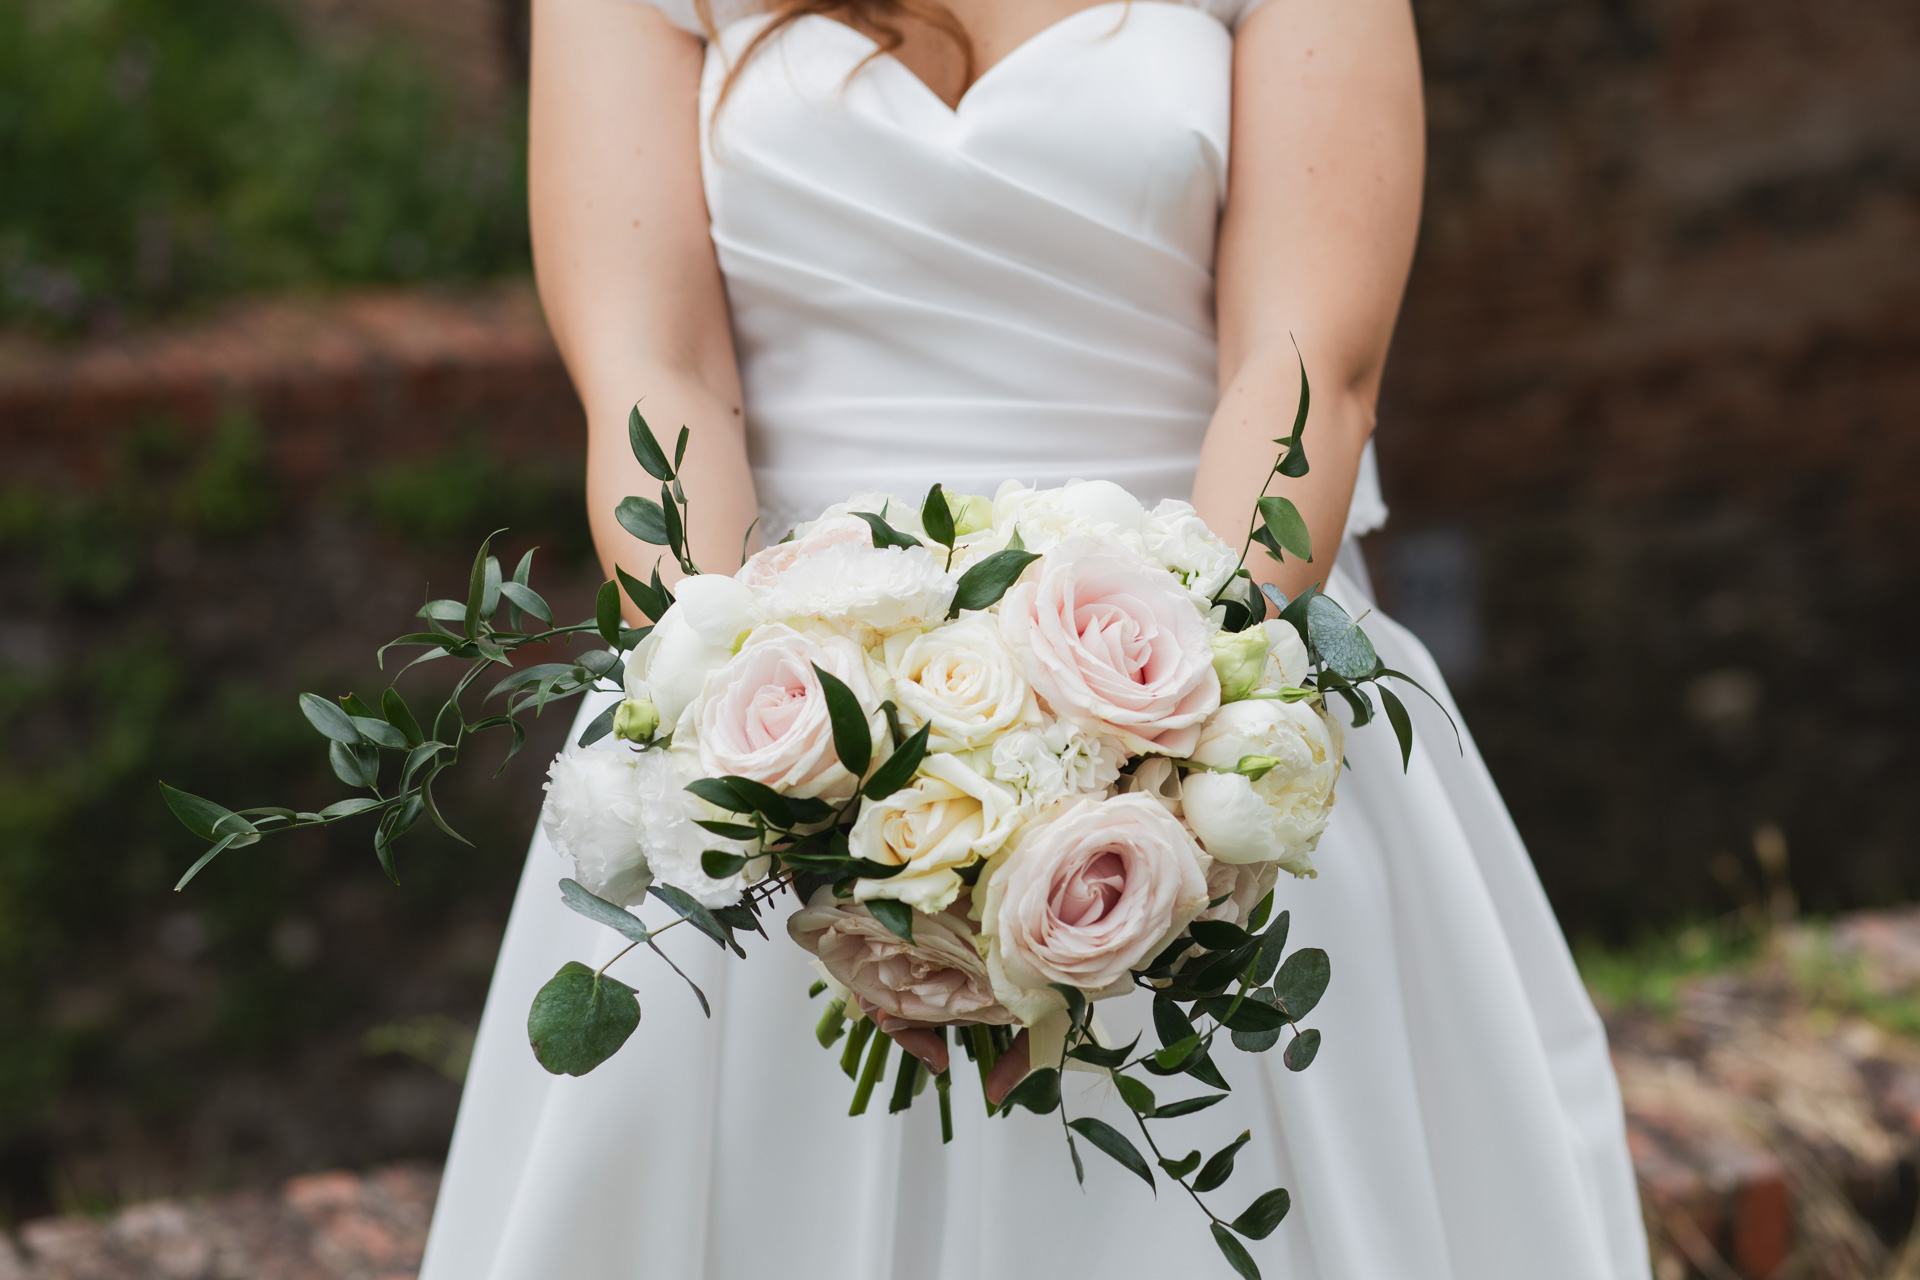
[984,1030,1032,1105]
[888,1027,949,1076]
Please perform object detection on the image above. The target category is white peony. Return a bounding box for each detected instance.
[628,574,763,728]
[786,493,926,542]
[987,721,1123,808]
[881,616,1037,750]
[1179,698,1344,875]
[633,746,763,907]
[985,479,1146,557]
[540,743,651,907]
[849,753,1019,913]
[746,518,955,636]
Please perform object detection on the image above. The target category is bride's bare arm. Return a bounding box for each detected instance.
[531,0,757,600]
[1190,0,1424,600]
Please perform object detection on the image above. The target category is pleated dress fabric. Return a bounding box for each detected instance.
[418,5,1651,1278]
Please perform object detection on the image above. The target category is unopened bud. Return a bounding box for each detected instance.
[1210,628,1272,703]
[945,492,995,537]
[613,697,659,743]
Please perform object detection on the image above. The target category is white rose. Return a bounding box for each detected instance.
[985,479,1146,557]
[630,574,763,727]
[633,746,763,907]
[850,753,1019,913]
[987,721,1123,807]
[1180,698,1344,875]
[1143,499,1240,603]
[881,616,1037,750]
[540,744,651,906]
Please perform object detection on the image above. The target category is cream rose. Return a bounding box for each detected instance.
[849,753,1019,913]
[998,537,1221,757]
[882,616,1037,750]
[789,892,1016,1026]
[981,794,1211,1023]
[690,624,884,801]
[1180,698,1344,875]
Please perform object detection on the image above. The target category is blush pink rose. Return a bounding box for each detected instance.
[692,624,881,801]
[735,515,873,593]
[789,892,1016,1026]
[981,794,1211,1022]
[998,537,1221,757]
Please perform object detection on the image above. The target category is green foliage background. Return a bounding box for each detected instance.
[0,0,528,328]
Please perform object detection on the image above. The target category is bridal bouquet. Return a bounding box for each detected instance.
[162,364,1439,1278]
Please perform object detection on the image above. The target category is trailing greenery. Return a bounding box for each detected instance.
[0,0,528,329]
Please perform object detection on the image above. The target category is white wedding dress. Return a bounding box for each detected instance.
[420,4,1651,1278]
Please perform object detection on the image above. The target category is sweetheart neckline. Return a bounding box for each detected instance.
[761,2,1224,118]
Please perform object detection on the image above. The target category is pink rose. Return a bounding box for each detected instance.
[982,794,1211,1022]
[789,892,1016,1026]
[998,537,1220,757]
[692,624,882,801]
[735,515,872,594]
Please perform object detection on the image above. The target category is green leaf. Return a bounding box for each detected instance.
[558,878,651,945]
[1276,582,1315,653]
[1229,989,1285,1054]
[1154,1034,1202,1070]
[1253,910,1291,986]
[616,496,671,545]
[1256,495,1313,562]
[1114,1074,1157,1115]
[595,581,623,647]
[866,898,915,944]
[482,555,503,620]
[702,850,749,879]
[340,692,379,719]
[1232,1188,1293,1240]
[1247,889,1274,934]
[316,796,384,820]
[1201,994,1288,1034]
[1284,1028,1322,1070]
[1050,981,1089,1038]
[1153,994,1197,1049]
[1274,339,1311,481]
[1195,1131,1252,1193]
[1182,1050,1232,1091]
[674,425,690,473]
[464,531,503,637]
[1066,1118,1155,1190]
[172,832,240,890]
[299,692,362,744]
[1272,948,1330,1021]
[999,1066,1061,1115]
[662,482,685,563]
[577,702,619,747]
[616,565,670,622]
[159,782,254,842]
[695,819,760,841]
[349,716,409,750]
[948,548,1039,617]
[527,961,642,1076]
[498,581,553,625]
[1160,1150,1202,1180]
[1380,686,1414,771]
[862,724,931,801]
[329,741,380,789]
[417,599,468,623]
[1065,1035,1140,1070]
[629,406,674,481]
[1211,1222,1263,1280]
[850,510,923,550]
[1189,920,1252,952]
[374,795,423,882]
[1305,593,1380,681]
[381,688,424,746]
[1154,1092,1229,1119]
[685,776,751,814]
[812,664,872,777]
[648,884,737,952]
[920,483,956,548]
[719,776,804,828]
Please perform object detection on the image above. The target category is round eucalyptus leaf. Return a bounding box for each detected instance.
[527,961,641,1077]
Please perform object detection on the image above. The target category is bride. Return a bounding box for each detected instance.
[420,1,1651,1277]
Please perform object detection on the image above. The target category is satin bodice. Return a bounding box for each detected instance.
[694,2,1386,537]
